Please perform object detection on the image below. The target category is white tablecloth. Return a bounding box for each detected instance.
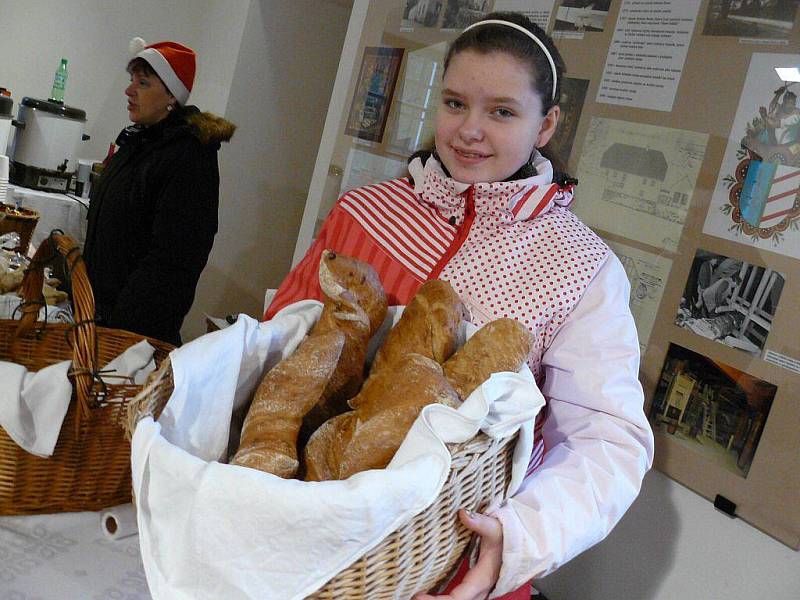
[6,184,88,250]
[0,508,151,599]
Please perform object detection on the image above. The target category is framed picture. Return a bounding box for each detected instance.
[702,0,798,39]
[649,343,777,479]
[345,47,405,143]
[675,249,786,356]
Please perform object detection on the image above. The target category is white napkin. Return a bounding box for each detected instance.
[100,339,156,386]
[0,360,72,457]
[131,304,545,600]
[0,340,158,457]
[0,293,73,322]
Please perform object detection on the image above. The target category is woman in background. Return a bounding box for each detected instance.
[84,39,235,345]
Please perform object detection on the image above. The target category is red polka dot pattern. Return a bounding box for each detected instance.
[417,167,610,379]
[440,208,608,378]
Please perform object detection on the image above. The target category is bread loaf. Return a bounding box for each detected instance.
[443,318,533,400]
[301,251,388,441]
[231,329,345,478]
[368,279,467,380]
[303,412,356,482]
[336,353,460,479]
[0,268,23,294]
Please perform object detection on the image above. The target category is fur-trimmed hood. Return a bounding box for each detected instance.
[115,105,236,149]
[186,110,236,145]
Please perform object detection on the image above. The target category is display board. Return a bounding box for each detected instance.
[306,0,800,549]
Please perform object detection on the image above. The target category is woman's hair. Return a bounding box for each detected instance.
[443,11,565,116]
[126,57,174,98]
[411,12,571,182]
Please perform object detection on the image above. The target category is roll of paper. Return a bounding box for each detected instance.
[100,503,138,541]
[0,154,8,204]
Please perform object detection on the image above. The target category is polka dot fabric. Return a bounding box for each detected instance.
[412,156,610,379]
[440,207,608,379]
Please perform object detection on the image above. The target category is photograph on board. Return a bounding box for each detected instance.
[702,0,799,39]
[345,47,405,143]
[402,0,444,28]
[554,0,612,33]
[649,343,777,478]
[546,76,589,169]
[492,0,557,30]
[441,0,491,29]
[675,249,785,356]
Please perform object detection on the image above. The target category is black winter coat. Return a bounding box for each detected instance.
[84,106,235,345]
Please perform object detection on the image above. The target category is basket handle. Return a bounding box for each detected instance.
[14,231,97,418]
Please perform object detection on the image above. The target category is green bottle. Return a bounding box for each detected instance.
[50,58,68,103]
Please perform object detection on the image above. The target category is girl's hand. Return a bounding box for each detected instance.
[413,509,503,600]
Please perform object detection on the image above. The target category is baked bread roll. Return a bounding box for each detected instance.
[368,279,467,379]
[443,318,533,400]
[0,268,23,294]
[317,249,387,335]
[231,329,345,478]
[316,353,460,480]
[303,412,356,482]
[301,251,388,440]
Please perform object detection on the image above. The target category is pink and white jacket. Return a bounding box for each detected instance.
[266,154,654,596]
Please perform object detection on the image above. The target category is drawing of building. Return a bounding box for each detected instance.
[600,143,668,205]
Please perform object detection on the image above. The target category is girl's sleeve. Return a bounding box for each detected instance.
[490,254,655,597]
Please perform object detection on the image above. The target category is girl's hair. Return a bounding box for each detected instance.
[126,58,175,98]
[443,11,565,116]
[411,12,572,182]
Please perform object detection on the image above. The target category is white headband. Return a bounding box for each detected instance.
[461,19,558,101]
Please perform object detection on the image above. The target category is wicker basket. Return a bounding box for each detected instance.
[0,232,173,515]
[0,202,39,255]
[129,357,517,599]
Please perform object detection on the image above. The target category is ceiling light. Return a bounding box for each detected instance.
[774,67,800,82]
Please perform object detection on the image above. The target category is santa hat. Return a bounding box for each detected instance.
[129,37,195,105]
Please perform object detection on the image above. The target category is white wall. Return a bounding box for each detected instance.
[0,0,350,340]
[0,0,248,160]
[536,470,800,600]
[183,0,351,338]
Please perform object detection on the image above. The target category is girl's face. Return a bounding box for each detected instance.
[126,69,174,126]
[435,50,559,184]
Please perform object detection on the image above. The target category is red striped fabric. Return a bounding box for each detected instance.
[339,180,455,279]
[264,207,426,319]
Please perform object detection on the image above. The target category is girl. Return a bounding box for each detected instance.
[266,12,653,600]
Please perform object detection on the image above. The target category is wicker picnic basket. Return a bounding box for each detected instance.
[0,232,173,515]
[129,355,517,599]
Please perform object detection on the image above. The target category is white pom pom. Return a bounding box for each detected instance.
[129,37,147,55]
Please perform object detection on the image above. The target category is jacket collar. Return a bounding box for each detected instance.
[408,152,573,223]
[115,106,197,148]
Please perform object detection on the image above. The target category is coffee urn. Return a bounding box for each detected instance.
[9,97,90,193]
